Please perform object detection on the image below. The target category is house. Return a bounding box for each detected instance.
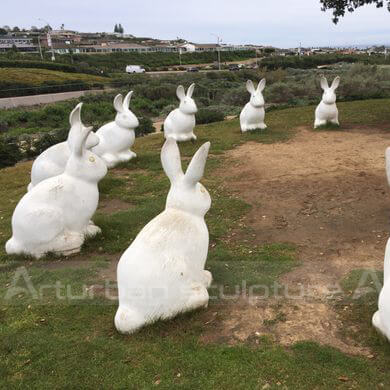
[179,43,220,53]
[41,30,81,47]
[0,35,37,52]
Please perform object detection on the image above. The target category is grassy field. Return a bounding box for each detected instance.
[0,68,108,86]
[1,100,390,388]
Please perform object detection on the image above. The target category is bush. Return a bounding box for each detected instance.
[137,117,154,137]
[0,136,21,168]
[0,59,104,76]
[196,108,225,124]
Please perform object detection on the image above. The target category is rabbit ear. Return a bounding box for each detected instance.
[123,91,133,110]
[320,76,329,90]
[257,78,266,92]
[69,102,82,127]
[113,94,124,113]
[161,138,184,183]
[331,76,340,90]
[187,83,195,98]
[246,80,255,94]
[176,85,186,101]
[184,142,210,186]
[71,125,93,157]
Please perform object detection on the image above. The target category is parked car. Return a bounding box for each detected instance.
[187,67,199,72]
[229,65,240,71]
[126,65,146,74]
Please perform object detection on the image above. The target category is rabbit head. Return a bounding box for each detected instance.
[247,79,266,108]
[320,76,340,105]
[177,84,198,115]
[114,91,140,129]
[66,114,107,183]
[161,138,211,218]
[68,103,100,150]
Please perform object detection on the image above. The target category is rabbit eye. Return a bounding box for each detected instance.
[89,156,95,163]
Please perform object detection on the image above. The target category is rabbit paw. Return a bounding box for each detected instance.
[203,270,213,288]
[85,222,101,238]
[186,284,209,310]
[314,119,326,128]
[115,306,146,334]
[119,151,137,162]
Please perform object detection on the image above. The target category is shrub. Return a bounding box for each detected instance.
[0,119,9,133]
[136,117,154,137]
[0,136,21,168]
[0,60,104,76]
[196,108,225,124]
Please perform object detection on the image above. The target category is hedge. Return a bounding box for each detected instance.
[0,60,105,76]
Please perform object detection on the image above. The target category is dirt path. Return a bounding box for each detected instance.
[204,125,390,355]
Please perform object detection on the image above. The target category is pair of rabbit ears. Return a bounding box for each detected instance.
[161,137,210,186]
[246,79,266,94]
[320,76,340,91]
[114,91,133,113]
[176,83,195,101]
[68,103,93,157]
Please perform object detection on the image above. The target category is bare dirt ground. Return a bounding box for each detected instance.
[201,125,390,355]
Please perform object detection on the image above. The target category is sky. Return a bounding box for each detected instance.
[2,0,390,48]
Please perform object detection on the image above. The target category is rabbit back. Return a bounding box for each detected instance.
[8,175,99,257]
[93,122,136,166]
[164,109,195,137]
[30,142,70,188]
[116,208,209,330]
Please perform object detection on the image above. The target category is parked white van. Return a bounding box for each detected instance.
[126,65,146,74]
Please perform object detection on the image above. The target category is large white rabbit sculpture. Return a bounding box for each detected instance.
[314,76,340,129]
[164,84,197,141]
[92,91,139,168]
[115,138,212,334]
[372,238,390,342]
[28,103,99,191]
[6,123,107,259]
[240,79,267,132]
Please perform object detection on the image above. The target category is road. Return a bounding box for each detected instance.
[0,89,109,109]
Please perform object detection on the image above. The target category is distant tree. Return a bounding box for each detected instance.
[60,23,65,30]
[114,24,118,32]
[31,25,39,32]
[0,28,7,35]
[118,23,124,34]
[3,25,11,31]
[320,0,390,23]
[12,26,20,32]
[43,24,52,32]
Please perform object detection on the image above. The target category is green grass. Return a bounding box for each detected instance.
[0,68,107,86]
[1,99,390,388]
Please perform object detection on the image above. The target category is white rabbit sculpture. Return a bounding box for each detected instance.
[6,122,107,259]
[92,91,139,168]
[240,79,267,132]
[372,238,390,341]
[115,138,212,334]
[385,147,390,187]
[314,76,340,129]
[28,103,99,191]
[164,84,198,142]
